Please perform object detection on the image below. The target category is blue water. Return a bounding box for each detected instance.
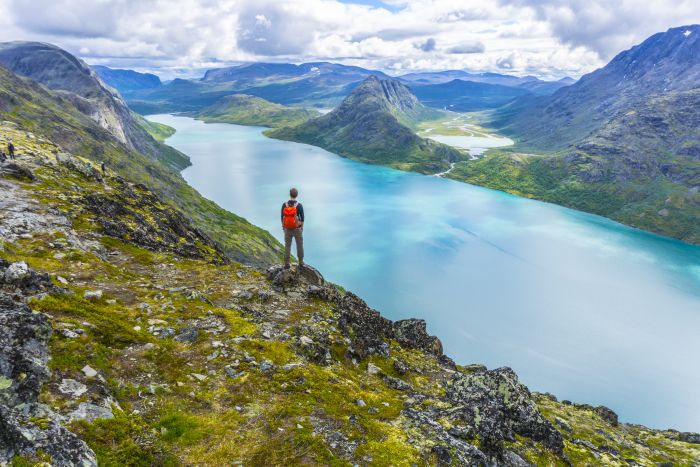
[148,114,700,431]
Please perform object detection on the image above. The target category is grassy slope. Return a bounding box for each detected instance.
[132,112,176,142]
[2,134,698,465]
[194,94,320,128]
[0,67,283,265]
[266,79,463,174]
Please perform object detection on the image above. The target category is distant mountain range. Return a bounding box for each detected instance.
[92,65,162,92]
[0,41,188,170]
[455,25,700,244]
[194,94,320,128]
[107,61,571,114]
[267,75,461,174]
[399,70,575,95]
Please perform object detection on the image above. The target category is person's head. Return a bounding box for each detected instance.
[289,187,298,199]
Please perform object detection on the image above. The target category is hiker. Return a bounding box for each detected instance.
[0,151,6,163]
[7,142,15,160]
[101,161,107,175]
[281,187,304,269]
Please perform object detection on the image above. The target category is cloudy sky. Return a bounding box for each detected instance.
[1,0,699,80]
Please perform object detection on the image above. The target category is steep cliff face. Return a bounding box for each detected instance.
[268,76,462,174]
[0,41,189,170]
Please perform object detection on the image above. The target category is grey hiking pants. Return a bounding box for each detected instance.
[284,227,304,265]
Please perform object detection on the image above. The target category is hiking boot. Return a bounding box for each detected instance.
[284,263,291,269]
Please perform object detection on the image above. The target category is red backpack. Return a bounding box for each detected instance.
[283,202,300,229]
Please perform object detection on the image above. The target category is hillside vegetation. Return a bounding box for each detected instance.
[457,25,700,244]
[195,94,320,128]
[268,76,463,174]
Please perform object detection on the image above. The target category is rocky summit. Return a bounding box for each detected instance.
[0,120,699,465]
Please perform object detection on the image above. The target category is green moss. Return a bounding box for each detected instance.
[157,413,206,445]
[70,411,166,466]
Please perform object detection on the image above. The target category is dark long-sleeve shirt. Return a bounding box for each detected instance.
[281,200,304,223]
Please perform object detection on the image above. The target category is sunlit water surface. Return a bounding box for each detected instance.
[149,114,700,431]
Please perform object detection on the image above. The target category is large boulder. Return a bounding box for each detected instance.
[444,367,563,456]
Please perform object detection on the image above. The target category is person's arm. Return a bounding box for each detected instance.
[281,203,285,225]
[297,203,304,226]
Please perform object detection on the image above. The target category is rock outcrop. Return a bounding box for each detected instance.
[0,263,97,466]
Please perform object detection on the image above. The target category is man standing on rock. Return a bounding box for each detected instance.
[281,187,304,269]
[7,142,15,160]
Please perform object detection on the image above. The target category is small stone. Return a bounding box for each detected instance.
[299,336,313,346]
[355,399,366,407]
[57,328,80,339]
[82,365,98,378]
[58,378,87,398]
[282,363,302,371]
[105,299,117,305]
[133,326,142,332]
[259,360,274,372]
[174,327,199,343]
[191,373,208,382]
[53,252,66,260]
[367,363,381,375]
[147,319,168,325]
[83,290,103,300]
[296,424,303,429]
[56,275,69,285]
[143,343,156,350]
[657,208,669,217]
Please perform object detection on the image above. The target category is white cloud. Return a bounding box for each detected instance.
[0,0,697,80]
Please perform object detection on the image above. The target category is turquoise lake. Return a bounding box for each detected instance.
[148,114,700,431]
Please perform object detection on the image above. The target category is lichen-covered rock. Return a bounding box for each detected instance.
[393,319,443,357]
[594,405,619,426]
[297,264,324,286]
[337,292,393,359]
[3,261,31,283]
[0,294,52,407]
[0,405,97,466]
[0,293,97,465]
[68,402,114,422]
[444,367,563,456]
[679,432,700,444]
